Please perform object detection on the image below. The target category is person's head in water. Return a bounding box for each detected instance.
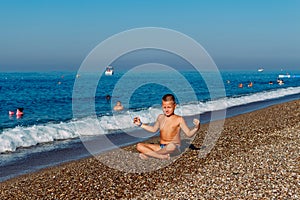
[16,107,24,118]
[105,95,111,102]
[113,101,124,111]
[162,94,176,117]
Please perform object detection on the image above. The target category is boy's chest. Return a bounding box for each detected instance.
[161,120,180,132]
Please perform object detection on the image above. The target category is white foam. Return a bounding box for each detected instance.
[176,86,300,116]
[1,86,300,153]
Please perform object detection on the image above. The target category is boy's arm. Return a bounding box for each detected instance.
[134,115,161,133]
[180,117,200,137]
[140,121,159,133]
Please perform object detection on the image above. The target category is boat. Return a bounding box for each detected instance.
[278,74,300,78]
[258,68,264,72]
[105,66,114,76]
[278,74,291,78]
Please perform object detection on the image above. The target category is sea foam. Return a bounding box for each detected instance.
[1,86,300,153]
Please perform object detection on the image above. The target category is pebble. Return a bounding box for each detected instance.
[1,100,300,199]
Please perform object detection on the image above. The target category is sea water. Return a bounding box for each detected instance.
[1,69,300,181]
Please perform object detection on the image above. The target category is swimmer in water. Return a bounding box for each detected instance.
[16,108,24,118]
[113,101,124,111]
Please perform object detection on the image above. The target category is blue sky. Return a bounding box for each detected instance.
[0,0,299,71]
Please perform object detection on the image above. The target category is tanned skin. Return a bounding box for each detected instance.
[134,94,200,160]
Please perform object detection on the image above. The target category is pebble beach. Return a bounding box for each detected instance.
[1,100,300,199]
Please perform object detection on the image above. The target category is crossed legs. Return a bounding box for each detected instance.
[136,142,178,160]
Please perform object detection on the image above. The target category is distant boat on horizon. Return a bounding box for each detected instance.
[105,66,114,76]
[258,68,264,72]
[278,74,300,78]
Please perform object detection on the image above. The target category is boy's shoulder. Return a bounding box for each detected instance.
[157,114,165,119]
[173,114,183,121]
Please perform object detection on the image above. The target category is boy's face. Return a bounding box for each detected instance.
[162,100,176,117]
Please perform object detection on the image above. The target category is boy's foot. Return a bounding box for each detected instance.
[161,154,170,160]
[139,153,149,160]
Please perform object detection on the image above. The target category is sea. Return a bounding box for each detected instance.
[1,69,300,181]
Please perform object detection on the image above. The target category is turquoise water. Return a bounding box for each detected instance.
[1,70,300,153]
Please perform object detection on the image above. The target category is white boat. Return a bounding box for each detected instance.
[278,74,290,78]
[258,68,264,72]
[278,74,300,78]
[105,66,114,76]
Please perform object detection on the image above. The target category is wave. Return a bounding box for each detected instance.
[178,86,300,116]
[1,86,300,153]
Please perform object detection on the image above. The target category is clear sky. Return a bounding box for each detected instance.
[0,0,299,71]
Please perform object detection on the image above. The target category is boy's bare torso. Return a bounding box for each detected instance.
[158,114,181,145]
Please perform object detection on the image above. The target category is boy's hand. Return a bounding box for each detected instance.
[133,117,142,126]
[193,119,200,129]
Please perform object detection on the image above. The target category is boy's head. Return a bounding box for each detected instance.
[162,94,175,103]
[162,94,176,116]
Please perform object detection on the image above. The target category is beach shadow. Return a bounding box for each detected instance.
[180,139,201,151]
[188,144,201,150]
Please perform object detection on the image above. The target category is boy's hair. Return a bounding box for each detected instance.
[162,94,176,103]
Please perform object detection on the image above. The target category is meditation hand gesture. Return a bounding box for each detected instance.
[133,117,143,127]
[193,118,200,130]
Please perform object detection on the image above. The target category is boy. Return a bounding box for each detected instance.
[133,94,200,160]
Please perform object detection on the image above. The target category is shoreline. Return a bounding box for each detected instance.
[1,100,300,199]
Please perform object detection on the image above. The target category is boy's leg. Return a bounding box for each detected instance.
[156,143,178,155]
[136,143,170,160]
